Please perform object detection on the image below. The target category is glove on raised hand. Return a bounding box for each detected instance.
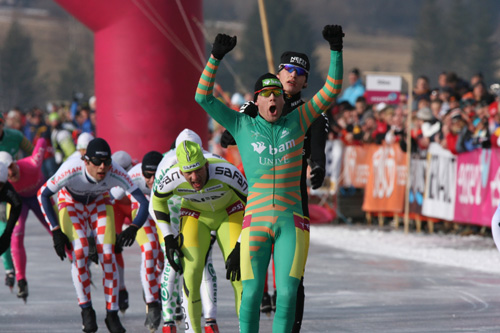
[117,225,138,247]
[310,164,326,189]
[211,33,237,60]
[52,228,72,261]
[225,242,241,281]
[164,234,184,274]
[322,25,344,51]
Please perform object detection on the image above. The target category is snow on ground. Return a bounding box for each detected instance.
[310,224,500,274]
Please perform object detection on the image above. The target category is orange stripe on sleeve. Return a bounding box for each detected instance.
[196,87,210,96]
[199,77,212,87]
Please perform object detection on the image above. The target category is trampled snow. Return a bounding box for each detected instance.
[310,224,500,274]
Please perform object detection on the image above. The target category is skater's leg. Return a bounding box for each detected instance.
[11,202,29,282]
[180,212,211,333]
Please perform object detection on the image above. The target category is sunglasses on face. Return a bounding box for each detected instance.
[255,88,283,98]
[88,157,112,166]
[279,64,308,76]
[143,171,155,179]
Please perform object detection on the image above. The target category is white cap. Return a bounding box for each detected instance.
[375,102,388,112]
[0,162,7,183]
[175,129,202,148]
[7,110,18,119]
[89,96,96,109]
[231,92,245,106]
[0,151,13,167]
[112,150,133,171]
[76,132,95,150]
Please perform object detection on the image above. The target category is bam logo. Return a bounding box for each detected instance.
[269,139,296,155]
[251,142,266,154]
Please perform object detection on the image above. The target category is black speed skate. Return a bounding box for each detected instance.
[17,279,28,303]
[260,292,272,317]
[144,302,161,332]
[105,311,126,333]
[174,304,183,325]
[271,291,277,312]
[5,271,15,291]
[118,289,129,313]
[81,307,98,333]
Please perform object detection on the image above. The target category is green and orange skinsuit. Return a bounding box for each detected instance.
[196,51,343,332]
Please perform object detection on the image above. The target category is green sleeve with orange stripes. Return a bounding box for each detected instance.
[194,56,245,135]
[296,50,343,128]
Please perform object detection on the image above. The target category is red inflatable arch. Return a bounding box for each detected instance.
[55,0,207,159]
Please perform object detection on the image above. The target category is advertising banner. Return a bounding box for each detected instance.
[422,143,457,221]
[341,145,370,188]
[409,153,427,215]
[362,144,407,213]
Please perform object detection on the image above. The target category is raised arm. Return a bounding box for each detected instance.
[297,25,344,129]
[195,34,242,132]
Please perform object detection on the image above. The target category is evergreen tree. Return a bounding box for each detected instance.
[467,0,498,83]
[0,20,39,111]
[411,0,445,85]
[412,0,499,86]
[443,0,469,75]
[236,0,318,97]
[57,48,93,102]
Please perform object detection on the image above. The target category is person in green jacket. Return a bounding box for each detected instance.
[195,25,344,333]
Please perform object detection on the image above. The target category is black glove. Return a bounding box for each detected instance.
[87,236,99,265]
[322,25,344,51]
[220,130,236,148]
[240,101,259,117]
[114,234,123,254]
[117,225,138,247]
[52,228,72,261]
[211,33,237,60]
[310,164,326,189]
[164,234,184,274]
[225,242,240,281]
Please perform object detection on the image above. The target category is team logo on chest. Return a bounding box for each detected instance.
[251,142,266,154]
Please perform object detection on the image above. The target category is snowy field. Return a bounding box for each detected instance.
[311,224,500,274]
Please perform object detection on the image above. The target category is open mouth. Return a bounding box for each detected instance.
[269,105,277,115]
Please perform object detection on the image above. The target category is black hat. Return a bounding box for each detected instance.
[141,151,163,175]
[85,138,111,159]
[253,73,283,101]
[279,51,310,72]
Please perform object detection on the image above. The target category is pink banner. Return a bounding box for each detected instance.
[454,149,496,226]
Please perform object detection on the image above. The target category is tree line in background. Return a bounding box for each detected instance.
[0,18,93,112]
[222,0,500,94]
[0,0,498,111]
[411,0,498,86]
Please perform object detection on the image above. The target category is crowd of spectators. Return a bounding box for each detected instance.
[324,69,500,156]
[2,95,96,178]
